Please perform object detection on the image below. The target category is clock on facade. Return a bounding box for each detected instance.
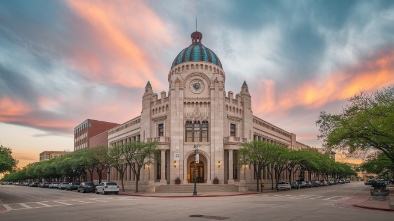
[189,79,204,94]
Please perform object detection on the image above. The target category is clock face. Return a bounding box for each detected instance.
[190,79,204,94]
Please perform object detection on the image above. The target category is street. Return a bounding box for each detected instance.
[0,182,392,221]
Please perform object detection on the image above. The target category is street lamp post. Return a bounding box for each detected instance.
[193,144,200,196]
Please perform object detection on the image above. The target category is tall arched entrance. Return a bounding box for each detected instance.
[187,152,208,183]
[190,161,204,183]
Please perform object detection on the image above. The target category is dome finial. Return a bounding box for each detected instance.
[191,18,202,45]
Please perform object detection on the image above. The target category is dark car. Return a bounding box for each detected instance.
[311,180,320,187]
[66,182,81,191]
[29,182,40,187]
[364,179,377,185]
[290,181,300,189]
[41,182,50,188]
[297,181,307,188]
[77,182,95,193]
[304,181,313,188]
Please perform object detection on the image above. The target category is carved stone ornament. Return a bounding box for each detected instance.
[185,106,209,122]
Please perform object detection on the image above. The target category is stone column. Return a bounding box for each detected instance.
[160,149,167,184]
[228,149,234,184]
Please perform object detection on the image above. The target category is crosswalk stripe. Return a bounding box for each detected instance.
[36,202,51,207]
[3,204,13,211]
[20,203,32,209]
[53,201,73,205]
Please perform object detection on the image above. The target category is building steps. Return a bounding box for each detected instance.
[155,184,240,193]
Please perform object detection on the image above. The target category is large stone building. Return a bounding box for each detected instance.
[107,31,310,190]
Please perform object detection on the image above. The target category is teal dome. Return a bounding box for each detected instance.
[171,31,222,69]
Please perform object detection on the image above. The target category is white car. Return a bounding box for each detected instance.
[276,182,291,191]
[96,182,119,195]
[49,182,60,188]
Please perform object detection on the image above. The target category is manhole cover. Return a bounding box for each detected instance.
[190,215,204,217]
[189,215,229,220]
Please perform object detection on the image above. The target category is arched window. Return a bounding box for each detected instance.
[185,121,209,142]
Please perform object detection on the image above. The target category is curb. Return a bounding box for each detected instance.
[353,204,394,212]
[118,192,262,198]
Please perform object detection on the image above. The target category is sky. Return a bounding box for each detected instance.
[1,0,393,168]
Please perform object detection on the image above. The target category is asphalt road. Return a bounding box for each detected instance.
[0,182,391,221]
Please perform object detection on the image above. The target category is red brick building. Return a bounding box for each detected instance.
[74,119,119,151]
[74,119,118,183]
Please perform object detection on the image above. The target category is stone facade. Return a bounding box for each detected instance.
[107,31,310,190]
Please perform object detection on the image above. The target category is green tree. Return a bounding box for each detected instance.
[316,87,394,164]
[270,145,291,189]
[108,144,128,192]
[93,146,111,184]
[0,145,18,174]
[361,153,394,180]
[122,141,158,193]
[239,141,275,192]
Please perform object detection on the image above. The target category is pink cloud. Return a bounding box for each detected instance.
[66,0,172,89]
[253,49,394,115]
[0,97,30,118]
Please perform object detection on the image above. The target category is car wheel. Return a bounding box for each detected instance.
[115,192,118,195]
[103,191,107,195]
[96,190,99,194]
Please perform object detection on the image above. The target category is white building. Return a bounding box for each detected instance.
[107,31,310,191]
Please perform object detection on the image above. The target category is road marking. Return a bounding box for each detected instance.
[19,203,32,209]
[3,204,13,211]
[36,202,52,207]
[53,201,73,205]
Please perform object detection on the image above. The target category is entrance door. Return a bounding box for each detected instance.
[190,161,204,183]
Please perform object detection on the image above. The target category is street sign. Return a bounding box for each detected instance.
[174,153,180,161]
[195,153,199,163]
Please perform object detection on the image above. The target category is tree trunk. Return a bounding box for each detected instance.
[97,169,102,184]
[89,170,94,182]
[120,172,125,192]
[135,168,141,193]
[253,164,259,192]
[270,166,274,190]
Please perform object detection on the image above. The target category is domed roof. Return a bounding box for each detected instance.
[171,31,222,69]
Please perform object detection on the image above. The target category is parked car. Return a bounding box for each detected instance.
[304,181,313,188]
[345,178,350,183]
[320,180,328,186]
[338,179,345,184]
[58,182,68,190]
[364,179,377,185]
[297,181,307,188]
[290,181,300,189]
[29,182,40,187]
[39,182,50,188]
[77,182,95,193]
[49,182,60,188]
[96,182,119,195]
[276,182,291,191]
[328,180,335,185]
[311,180,320,187]
[66,182,81,191]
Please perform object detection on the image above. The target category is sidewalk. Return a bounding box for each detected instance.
[118,187,394,211]
[353,187,394,211]
[118,190,264,198]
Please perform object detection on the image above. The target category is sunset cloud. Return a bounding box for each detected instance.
[0,97,30,117]
[66,0,171,89]
[254,48,394,115]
